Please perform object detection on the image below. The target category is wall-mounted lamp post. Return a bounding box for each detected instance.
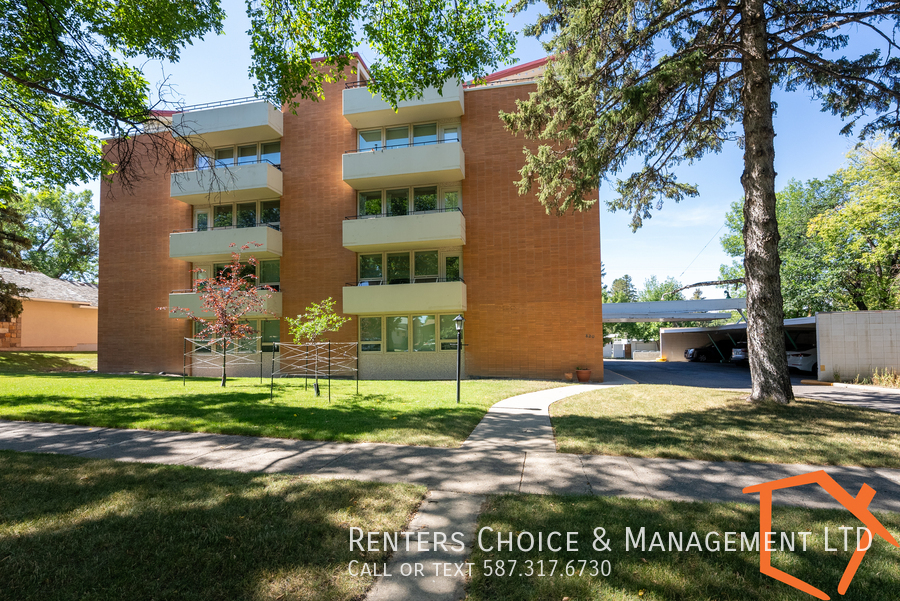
[454,314,465,404]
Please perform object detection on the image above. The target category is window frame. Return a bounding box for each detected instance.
[198,139,282,169]
[356,121,448,152]
[199,199,281,230]
[357,249,462,284]
[355,184,462,217]
[356,313,463,353]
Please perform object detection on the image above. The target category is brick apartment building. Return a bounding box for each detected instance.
[98,57,605,380]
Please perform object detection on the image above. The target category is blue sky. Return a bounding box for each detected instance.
[81,1,861,297]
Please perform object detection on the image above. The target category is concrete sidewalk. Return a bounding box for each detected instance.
[3,379,900,601]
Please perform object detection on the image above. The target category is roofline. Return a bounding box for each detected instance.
[481,57,550,83]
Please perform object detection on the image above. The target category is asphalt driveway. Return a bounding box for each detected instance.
[604,359,900,414]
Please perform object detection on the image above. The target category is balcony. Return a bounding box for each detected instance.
[167,290,282,319]
[171,98,283,150]
[170,161,283,205]
[342,141,464,190]
[342,280,466,315]
[343,209,465,253]
[343,82,464,129]
[169,224,283,263]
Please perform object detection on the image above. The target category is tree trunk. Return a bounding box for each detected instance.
[740,0,794,403]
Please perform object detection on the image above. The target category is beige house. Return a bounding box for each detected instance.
[0,268,98,352]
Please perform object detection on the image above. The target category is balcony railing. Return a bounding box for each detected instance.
[180,96,276,113]
[347,277,465,287]
[344,138,457,155]
[173,157,281,174]
[345,207,463,220]
[172,222,281,234]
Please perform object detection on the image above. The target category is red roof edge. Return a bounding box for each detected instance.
[481,57,550,83]
[310,52,370,76]
[150,110,178,117]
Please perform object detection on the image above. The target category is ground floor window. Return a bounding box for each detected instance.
[192,319,280,353]
[360,313,463,353]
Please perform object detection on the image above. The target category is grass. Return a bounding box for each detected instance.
[0,373,566,447]
[0,451,424,601]
[468,493,900,601]
[550,385,900,467]
[0,351,96,373]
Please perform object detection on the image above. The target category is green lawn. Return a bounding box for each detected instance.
[0,351,96,373]
[468,493,900,601]
[550,384,900,467]
[0,451,424,601]
[0,373,566,447]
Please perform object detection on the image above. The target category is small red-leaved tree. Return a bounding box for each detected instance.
[161,242,274,386]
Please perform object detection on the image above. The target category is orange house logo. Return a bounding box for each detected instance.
[743,470,899,600]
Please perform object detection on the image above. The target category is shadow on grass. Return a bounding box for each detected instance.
[553,398,900,467]
[469,494,900,601]
[0,451,423,601]
[0,377,487,446]
[0,352,96,374]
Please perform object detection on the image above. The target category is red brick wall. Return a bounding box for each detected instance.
[279,72,358,344]
[461,84,605,381]
[98,135,193,373]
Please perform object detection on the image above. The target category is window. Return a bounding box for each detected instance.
[444,254,461,282]
[441,124,459,142]
[386,126,409,148]
[360,317,382,352]
[236,202,257,228]
[412,315,436,351]
[213,205,233,228]
[259,260,280,291]
[237,320,258,353]
[237,145,258,165]
[358,250,461,284]
[358,191,383,217]
[439,315,460,350]
[356,123,446,151]
[195,210,209,231]
[261,320,280,353]
[387,189,409,216]
[356,185,460,217]
[414,251,439,283]
[359,130,381,151]
[443,189,460,211]
[414,186,438,212]
[196,152,212,170]
[203,142,280,168]
[193,321,212,353]
[357,314,462,353]
[359,254,383,284]
[261,141,281,166]
[386,316,409,352]
[260,200,280,226]
[215,147,234,168]
[413,123,437,146]
[386,253,410,284]
[213,262,255,280]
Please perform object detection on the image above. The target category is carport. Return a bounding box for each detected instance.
[658,316,817,364]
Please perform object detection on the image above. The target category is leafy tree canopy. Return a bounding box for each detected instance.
[12,189,99,282]
[809,141,900,310]
[0,0,226,192]
[720,141,900,313]
[247,0,516,109]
